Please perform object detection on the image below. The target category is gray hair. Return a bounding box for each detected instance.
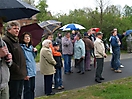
[42,39,52,48]
[6,21,20,30]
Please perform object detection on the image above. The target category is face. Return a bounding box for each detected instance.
[48,35,53,41]
[54,45,60,50]
[66,33,70,38]
[8,26,20,37]
[23,34,31,44]
[98,35,103,39]
[113,31,117,36]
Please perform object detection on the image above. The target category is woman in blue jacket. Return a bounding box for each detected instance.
[20,32,37,99]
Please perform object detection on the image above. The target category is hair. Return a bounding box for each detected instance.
[42,39,52,48]
[65,32,70,36]
[6,21,20,30]
[45,32,53,39]
[76,33,82,39]
[19,32,33,46]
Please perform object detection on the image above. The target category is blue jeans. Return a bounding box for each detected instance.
[63,54,71,73]
[54,68,62,88]
[112,49,120,70]
[23,77,35,99]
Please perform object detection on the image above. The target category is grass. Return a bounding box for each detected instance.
[35,76,132,99]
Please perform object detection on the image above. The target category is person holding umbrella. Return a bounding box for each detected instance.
[19,32,37,99]
[3,21,27,99]
[0,18,12,99]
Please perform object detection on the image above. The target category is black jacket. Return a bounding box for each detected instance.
[53,56,63,69]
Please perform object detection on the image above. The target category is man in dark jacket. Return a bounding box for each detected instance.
[3,21,27,99]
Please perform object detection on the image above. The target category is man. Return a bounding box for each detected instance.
[62,32,73,74]
[94,32,107,83]
[3,21,27,99]
[0,18,12,99]
[110,30,122,73]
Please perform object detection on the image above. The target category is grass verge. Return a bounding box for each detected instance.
[35,76,132,99]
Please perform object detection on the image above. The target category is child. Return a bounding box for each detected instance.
[53,42,64,90]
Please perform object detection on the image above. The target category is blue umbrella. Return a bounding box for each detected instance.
[125,30,132,36]
[60,23,85,31]
[0,0,40,22]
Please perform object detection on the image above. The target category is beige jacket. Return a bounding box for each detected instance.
[94,38,105,58]
[40,46,56,75]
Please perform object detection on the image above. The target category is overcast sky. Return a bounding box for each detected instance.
[35,0,132,15]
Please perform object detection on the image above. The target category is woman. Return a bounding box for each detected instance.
[74,33,85,74]
[19,32,37,99]
[40,39,56,96]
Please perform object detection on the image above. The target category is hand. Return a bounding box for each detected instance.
[81,56,85,59]
[5,53,12,62]
[104,53,107,58]
[0,46,8,58]
[33,48,37,52]
[24,76,30,80]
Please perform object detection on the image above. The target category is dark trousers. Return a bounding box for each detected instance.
[23,77,35,99]
[44,75,53,95]
[9,79,24,99]
[95,58,104,79]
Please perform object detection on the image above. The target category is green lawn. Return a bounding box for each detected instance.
[35,76,132,99]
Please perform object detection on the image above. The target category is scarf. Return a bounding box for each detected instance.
[5,32,19,43]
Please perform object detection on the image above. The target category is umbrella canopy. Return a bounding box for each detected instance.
[39,20,62,35]
[19,23,44,47]
[0,0,40,22]
[60,23,85,31]
[125,30,132,36]
[92,28,100,32]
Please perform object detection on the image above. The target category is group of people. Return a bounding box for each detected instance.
[0,16,126,98]
[0,19,37,99]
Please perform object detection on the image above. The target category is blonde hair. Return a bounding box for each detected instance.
[42,39,52,47]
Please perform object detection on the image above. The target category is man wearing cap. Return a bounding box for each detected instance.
[94,32,107,83]
[0,18,12,99]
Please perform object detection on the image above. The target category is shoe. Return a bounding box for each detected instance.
[61,85,64,89]
[120,65,124,68]
[69,71,73,73]
[111,68,114,71]
[65,72,70,75]
[77,71,81,73]
[52,84,55,89]
[95,79,102,83]
[57,86,62,90]
[114,69,122,73]
[80,72,84,75]
[86,68,91,71]
[46,92,55,96]
[100,77,105,80]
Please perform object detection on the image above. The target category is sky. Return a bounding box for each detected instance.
[35,0,132,15]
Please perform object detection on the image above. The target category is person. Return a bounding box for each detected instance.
[40,39,56,96]
[52,42,64,90]
[113,28,125,68]
[74,33,85,74]
[94,32,107,83]
[0,18,12,99]
[62,32,73,74]
[19,32,37,99]
[3,21,27,99]
[126,33,132,53]
[82,32,94,71]
[110,30,122,73]
[55,32,62,53]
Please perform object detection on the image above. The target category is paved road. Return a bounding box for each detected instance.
[35,53,132,97]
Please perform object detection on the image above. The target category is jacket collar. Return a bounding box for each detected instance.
[5,32,19,43]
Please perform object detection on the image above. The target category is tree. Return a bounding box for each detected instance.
[123,5,132,17]
[36,0,53,22]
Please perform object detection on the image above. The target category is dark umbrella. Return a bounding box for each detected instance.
[0,0,40,22]
[39,20,62,35]
[19,23,44,47]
